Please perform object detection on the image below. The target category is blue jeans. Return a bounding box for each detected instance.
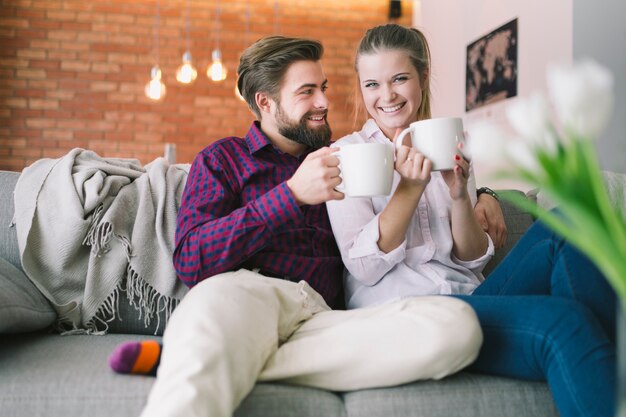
[455,220,616,417]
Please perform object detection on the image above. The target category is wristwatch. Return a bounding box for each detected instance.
[477,186,499,201]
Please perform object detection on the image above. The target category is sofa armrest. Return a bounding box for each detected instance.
[0,171,22,273]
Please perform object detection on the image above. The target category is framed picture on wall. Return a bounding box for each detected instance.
[466,18,518,112]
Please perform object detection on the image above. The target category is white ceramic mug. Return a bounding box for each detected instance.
[336,142,394,197]
[395,117,465,171]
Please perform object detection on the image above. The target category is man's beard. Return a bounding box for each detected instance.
[276,106,332,150]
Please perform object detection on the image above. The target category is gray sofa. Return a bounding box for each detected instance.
[0,169,558,417]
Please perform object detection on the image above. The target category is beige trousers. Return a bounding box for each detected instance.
[140,269,482,417]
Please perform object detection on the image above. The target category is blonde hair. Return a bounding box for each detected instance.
[353,24,432,126]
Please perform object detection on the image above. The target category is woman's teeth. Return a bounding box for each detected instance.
[381,103,404,113]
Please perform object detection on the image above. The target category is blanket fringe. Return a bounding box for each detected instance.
[123,263,179,332]
[74,264,180,336]
[72,204,180,335]
[82,204,112,257]
[56,317,92,335]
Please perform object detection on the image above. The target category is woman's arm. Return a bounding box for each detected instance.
[377,145,430,252]
[443,157,489,261]
[326,144,434,286]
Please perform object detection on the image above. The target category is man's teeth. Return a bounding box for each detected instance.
[381,103,403,113]
[308,115,324,121]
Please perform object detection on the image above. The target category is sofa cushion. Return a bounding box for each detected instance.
[0,333,158,416]
[235,383,347,417]
[343,372,558,417]
[0,257,56,333]
[0,333,346,417]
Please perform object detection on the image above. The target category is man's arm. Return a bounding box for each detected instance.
[474,188,507,248]
[173,151,303,288]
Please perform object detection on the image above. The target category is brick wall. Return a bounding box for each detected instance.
[0,0,412,170]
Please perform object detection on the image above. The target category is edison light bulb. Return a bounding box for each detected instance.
[176,51,198,84]
[207,49,227,82]
[145,66,166,101]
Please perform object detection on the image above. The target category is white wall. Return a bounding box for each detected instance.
[416,0,572,118]
[414,0,626,189]
[574,0,626,173]
[414,0,574,189]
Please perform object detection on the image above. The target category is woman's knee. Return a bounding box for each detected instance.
[520,298,606,357]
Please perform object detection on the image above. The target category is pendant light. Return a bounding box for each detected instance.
[176,0,197,84]
[207,2,227,82]
[145,66,166,101]
[208,49,227,82]
[145,0,166,101]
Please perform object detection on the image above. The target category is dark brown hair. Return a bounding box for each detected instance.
[237,36,324,119]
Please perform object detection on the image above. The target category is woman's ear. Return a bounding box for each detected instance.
[421,69,429,87]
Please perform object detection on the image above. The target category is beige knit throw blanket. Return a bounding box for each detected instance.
[13,148,190,334]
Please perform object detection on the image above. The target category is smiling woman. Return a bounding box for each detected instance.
[357,50,425,139]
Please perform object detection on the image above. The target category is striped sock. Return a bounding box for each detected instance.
[108,340,161,376]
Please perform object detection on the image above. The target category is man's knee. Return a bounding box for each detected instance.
[418,297,482,373]
[387,296,483,380]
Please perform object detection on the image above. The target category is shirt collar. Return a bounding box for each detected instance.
[362,119,391,143]
[245,121,273,154]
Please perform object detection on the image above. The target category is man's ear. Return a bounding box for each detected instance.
[255,92,273,115]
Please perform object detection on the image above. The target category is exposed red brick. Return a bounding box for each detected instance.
[0,0,412,170]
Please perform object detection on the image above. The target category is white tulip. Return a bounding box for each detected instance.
[465,121,511,171]
[506,92,549,139]
[506,92,558,154]
[505,140,540,175]
[547,59,614,139]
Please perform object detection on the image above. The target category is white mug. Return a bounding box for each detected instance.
[395,117,465,171]
[336,143,394,197]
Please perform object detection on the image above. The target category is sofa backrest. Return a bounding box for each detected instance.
[482,190,535,277]
[1,169,535,334]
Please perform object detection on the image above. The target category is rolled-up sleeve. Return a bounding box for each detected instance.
[326,197,405,286]
[451,232,495,273]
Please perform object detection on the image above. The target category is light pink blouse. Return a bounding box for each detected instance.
[327,120,494,309]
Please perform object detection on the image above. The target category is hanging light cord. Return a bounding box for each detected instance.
[273,0,279,34]
[244,3,250,42]
[154,0,160,66]
[214,3,221,51]
[185,0,191,52]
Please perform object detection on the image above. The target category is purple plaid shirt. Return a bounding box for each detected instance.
[174,122,344,308]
